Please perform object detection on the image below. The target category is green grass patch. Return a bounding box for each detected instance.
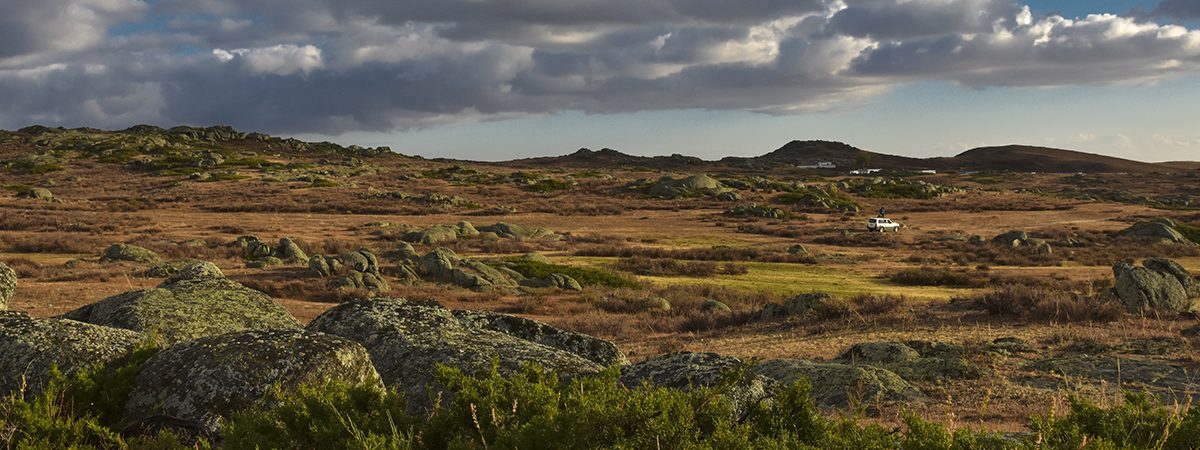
[1176,222,1200,245]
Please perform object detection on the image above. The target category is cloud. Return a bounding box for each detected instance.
[1153,0,1200,19]
[0,0,1199,135]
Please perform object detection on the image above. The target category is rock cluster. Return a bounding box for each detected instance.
[399,221,559,244]
[309,250,390,292]
[629,174,737,199]
[237,236,309,267]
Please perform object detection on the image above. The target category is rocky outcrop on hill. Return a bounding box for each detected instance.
[628,175,736,200]
[307,299,607,410]
[100,243,161,264]
[1113,258,1199,314]
[61,261,301,344]
[0,262,15,310]
[124,329,380,428]
[0,312,142,397]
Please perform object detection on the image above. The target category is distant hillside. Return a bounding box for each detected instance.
[502,148,707,169]
[942,145,1169,174]
[720,140,933,170]
[500,140,1191,174]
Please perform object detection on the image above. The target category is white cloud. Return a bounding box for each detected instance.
[212,44,324,75]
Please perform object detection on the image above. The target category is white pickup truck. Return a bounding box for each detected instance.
[867,217,902,232]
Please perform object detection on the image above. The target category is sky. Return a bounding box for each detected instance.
[2,1,1199,162]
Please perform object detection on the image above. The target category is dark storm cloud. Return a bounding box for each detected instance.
[0,0,1198,134]
[1153,0,1200,19]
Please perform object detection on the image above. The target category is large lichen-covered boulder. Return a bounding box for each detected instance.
[307,299,604,410]
[275,238,308,263]
[750,359,923,407]
[453,310,625,366]
[0,312,142,397]
[1113,259,1198,314]
[61,261,301,344]
[100,243,161,264]
[1120,221,1194,245]
[0,261,15,310]
[835,341,984,381]
[990,230,1029,247]
[619,352,768,417]
[124,329,380,426]
[17,187,55,201]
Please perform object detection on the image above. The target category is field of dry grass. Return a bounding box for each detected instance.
[3,127,1199,430]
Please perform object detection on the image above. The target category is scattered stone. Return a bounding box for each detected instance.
[307,299,605,411]
[0,313,142,397]
[990,230,1051,253]
[101,243,161,264]
[124,329,381,429]
[61,261,301,344]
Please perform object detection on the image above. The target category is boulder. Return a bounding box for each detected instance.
[0,261,14,310]
[787,244,810,255]
[61,261,301,344]
[835,341,984,381]
[478,222,557,240]
[17,187,55,201]
[404,225,461,245]
[245,256,284,269]
[991,230,1029,247]
[124,329,380,427]
[275,238,308,263]
[453,310,625,366]
[307,299,604,410]
[519,273,582,291]
[0,312,142,397]
[333,271,390,293]
[619,352,768,416]
[144,259,202,278]
[1113,259,1198,314]
[1120,221,1193,245]
[759,292,831,320]
[100,243,161,264]
[416,248,519,291]
[700,299,731,313]
[750,359,922,407]
[456,221,479,237]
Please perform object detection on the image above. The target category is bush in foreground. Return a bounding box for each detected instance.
[3,359,1200,449]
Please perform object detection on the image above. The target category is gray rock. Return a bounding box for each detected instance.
[700,299,731,313]
[1113,259,1198,314]
[245,256,284,269]
[619,352,768,417]
[61,261,301,344]
[0,262,15,310]
[404,225,461,245]
[477,222,557,240]
[416,248,519,291]
[101,243,161,264]
[519,273,582,291]
[307,299,603,410]
[124,329,380,427]
[275,238,308,263]
[453,310,625,366]
[1120,222,1193,245]
[759,292,831,319]
[456,221,479,237]
[835,341,984,381]
[750,359,923,407]
[0,313,142,397]
[991,230,1029,247]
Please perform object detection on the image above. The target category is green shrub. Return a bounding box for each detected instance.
[500,258,640,289]
[1176,222,1200,245]
[1030,392,1200,449]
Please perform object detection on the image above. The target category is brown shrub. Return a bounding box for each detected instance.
[614,257,720,277]
[974,284,1123,323]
